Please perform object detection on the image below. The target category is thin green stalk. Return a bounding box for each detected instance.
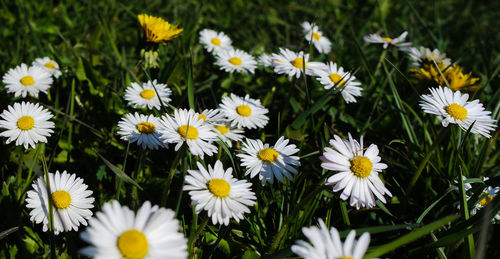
[458,168,475,258]
[16,152,25,199]
[374,49,388,76]
[188,217,209,258]
[161,143,187,206]
[66,79,76,163]
[42,153,56,259]
[339,200,351,226]
[269,184,327,253]
[407,128,446,193]
[132,147,145,209]
[116,141,131,201]
[18,144,43,202]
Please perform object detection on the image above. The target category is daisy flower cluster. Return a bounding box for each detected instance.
[200,22,365,104]
[2,57,61,98]
[199,29,257,74]
[0,57,62,149]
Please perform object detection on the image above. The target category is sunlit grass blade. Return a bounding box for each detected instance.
[363,215,458,258]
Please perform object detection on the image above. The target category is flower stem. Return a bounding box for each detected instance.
[188,216,209,258]
[161,143,187,206]
[42,153,56,259]
[269,184,327,254]
[407,128,446,193]
[374,49,388,76]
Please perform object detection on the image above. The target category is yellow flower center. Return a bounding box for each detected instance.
[329,73,345,86]
[312,32,321,40]
[445,103,468,120]
[236,105,252,117]
[291,57,305,69]
[117,229,149,259]
[229,57,242,66]
[381,37,393,42]
[20,76,35,86]
[140,89,155,99]
[211,37,221,46]
[350,156,372,178]
[198,114,207,121]
[136,122,156,134]
[258,148,279,163]
[17,116,35,130]
[178,125,199,140]
[208,178,231,198]
[479,193,493,207]
[45,62,56,69]
[51,190,71,209]
[214,125,229,134]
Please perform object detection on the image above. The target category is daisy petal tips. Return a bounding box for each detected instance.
[291,219,370,259]
[80,200,187,258]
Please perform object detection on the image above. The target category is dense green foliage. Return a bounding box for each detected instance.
[1,0,500,258]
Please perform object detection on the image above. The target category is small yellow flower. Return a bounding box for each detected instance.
[444,65,481,91]
[411,62,481,92]
[137,14,183,44]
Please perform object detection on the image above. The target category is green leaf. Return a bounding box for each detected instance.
[242,249,261,259]
[0,227,19,240]
[363,215,457,258]
[416,186,457,224]
[94,150,142,190]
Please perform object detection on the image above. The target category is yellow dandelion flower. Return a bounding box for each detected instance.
[411,62,481,92]
[444,65,482,91]
[137,14,183,44]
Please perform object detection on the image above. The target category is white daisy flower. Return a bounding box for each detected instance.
[301,21,332,54]
[25,170,94,235]
[2,63,53,98]
[291,219,370,259]
[237,137,301,185]
[219,94,269,129]
[124,80,172,110]
[419,86,497,138]
[212,123,244,147]
[0,102,54,149]
[363,31,411,50]
[320,133,392,209]
[257,53,274,67]
[198,109,227,125]
[199,29,232,54]
[270,48,326,80]
[408,46,451,68]
[117,113,167,150]
[80,200,188,259]
[215,48,257,74]
[315,62,363,103]
[32,57,62,78]
[471,186,500,222]
[183,160,256,225]
[159,108,218,158]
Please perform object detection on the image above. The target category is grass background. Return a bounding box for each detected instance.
[1,0,500,258]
